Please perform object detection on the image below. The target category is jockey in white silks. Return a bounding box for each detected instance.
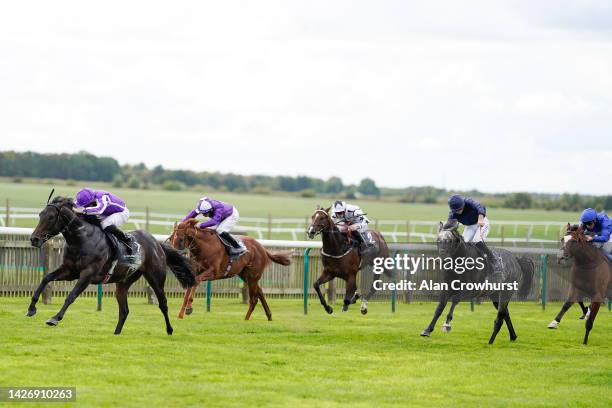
[331,200,375,250]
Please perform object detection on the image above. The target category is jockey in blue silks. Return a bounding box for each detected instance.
[447,194,500,270]
[580,208,612,261]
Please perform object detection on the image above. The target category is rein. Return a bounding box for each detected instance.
[40,204,80,243]
[310,209,354,259]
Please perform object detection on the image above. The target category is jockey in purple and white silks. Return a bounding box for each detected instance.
[183,197,243,253]
[74,188,136,256]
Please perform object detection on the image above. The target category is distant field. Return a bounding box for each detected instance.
[0,181,580,241]
[1,297,610,407]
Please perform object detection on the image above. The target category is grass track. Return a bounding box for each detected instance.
[0,297,610,407]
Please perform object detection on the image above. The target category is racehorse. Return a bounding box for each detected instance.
[306,205,392,315]
[547,224,611,345]
[421,221,534,344]
[170,219,291,320]
[28,196,195,335]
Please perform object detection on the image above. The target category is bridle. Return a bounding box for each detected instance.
[38,203,79,243]
[170,224,200,256]
[308,209,332,236]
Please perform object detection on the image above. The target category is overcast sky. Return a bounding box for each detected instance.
[0,1,610,194]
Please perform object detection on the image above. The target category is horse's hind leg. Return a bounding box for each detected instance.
[144,268,173,335]
[421,292,449,337]
[257,286,272,321]
[245,279,260,321]
[583,302,601,345]
[114,283,130,335]
[178,285,197,319]
[502,303,517,341]
[441,297,460,333]
[488,302,506,345]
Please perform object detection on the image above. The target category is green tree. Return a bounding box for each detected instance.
[358,178,380,197]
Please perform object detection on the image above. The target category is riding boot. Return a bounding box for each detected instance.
[351,230,364,248]
[220,232,241,249]
[104,225,134,255]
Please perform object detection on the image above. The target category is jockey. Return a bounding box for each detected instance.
[580,208,612,261]
[73,188,137,257]
[183,197,243,253]
[331,200,374,250]
[447,194,500,270]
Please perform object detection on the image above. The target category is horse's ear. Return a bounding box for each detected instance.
[325,206,331,213]
[566,222,571,232]
[186,219,198,226]
[173,221,178,229]
[438,221,443,233]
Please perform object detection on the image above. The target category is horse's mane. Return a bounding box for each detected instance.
[51,196,101,227]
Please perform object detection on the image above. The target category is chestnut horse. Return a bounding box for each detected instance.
[548,224,611,345]
[170,219,291,320]
[306,206,392,315]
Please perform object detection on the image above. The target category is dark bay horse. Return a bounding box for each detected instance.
[170,219,291,321]
[28,197,195,335]
[421,222,534,344]
[306,206,392,315]
[547,224,611,345]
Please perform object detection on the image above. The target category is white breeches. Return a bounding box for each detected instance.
[210,208,239,233]
[100,209,130,229]
[462,217,490,243]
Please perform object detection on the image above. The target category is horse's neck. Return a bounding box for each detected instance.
[570,243,604,268]
[62,217,97,247]
[321,225,346,251]
[192,231,220,257]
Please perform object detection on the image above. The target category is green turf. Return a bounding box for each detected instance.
[0,297,609,407]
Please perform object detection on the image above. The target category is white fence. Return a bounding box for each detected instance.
[0,207,566,245]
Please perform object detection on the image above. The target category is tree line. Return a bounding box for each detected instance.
[0,150,609,212]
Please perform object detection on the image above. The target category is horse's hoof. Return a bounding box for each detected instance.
[45,318,59,326]
[510,335,517,342]
[420,330,431,337]
[26,308,37,317]
[325,306,333,314]
[342,305,349,312]
[185,308,193,315]
[579,315,586,320]
[547,320,559,329]
[167,328,174,336]
[441,324,451,333]
[360,308,368,315]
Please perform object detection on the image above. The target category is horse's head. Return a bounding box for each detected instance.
[558,223,588,263]
[170,219,199,251]
[30,196,76,248]
[436,220,463,256]
[306,205,333,239]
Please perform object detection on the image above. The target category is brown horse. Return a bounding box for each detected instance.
[170,219,291,321]
[306,206,392,315]
[548,224,611,345]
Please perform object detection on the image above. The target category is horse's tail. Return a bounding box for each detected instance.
[265,250,292,266]
[517,256,535,299]
[161,243,196,289]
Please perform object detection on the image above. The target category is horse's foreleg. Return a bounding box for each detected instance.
[46,273,92,326]
[178,285,197,319]
[27,266,71,317]
[583,302,601,345]
[441,297,460,333]
[502,303,517,341]
[343,274,357,312]
[313,271,334,314]
[421,293,449,337]
[548,300,574,329]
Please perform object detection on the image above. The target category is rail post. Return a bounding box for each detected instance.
[97,284,103,311]
[5,199,9,227]
[540,254,548,310]
[206,281,212,312]
[303,248,311,315]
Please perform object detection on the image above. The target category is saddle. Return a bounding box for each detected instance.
[103,232,142,283]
